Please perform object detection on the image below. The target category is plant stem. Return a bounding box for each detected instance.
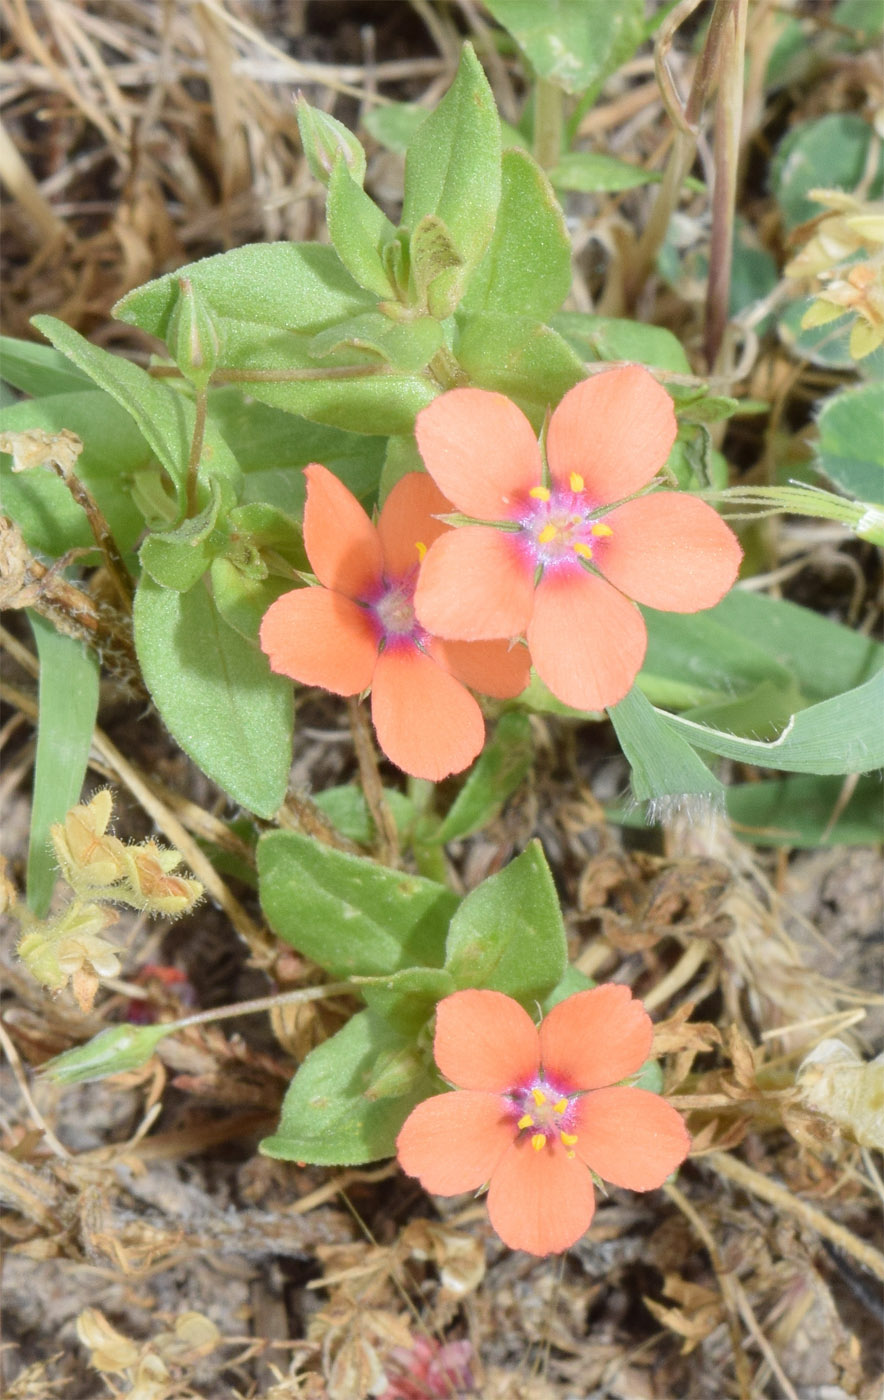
[627,0,731,303]
[185,387,207,517]
[347,697,400,866]
[704,0,748,369]
[533,77,564,170]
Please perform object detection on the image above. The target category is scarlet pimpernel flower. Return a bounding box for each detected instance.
[396,986,690,1257]
[413,365,742,711]
[259,466,529,781]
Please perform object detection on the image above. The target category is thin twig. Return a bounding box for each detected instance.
[0,1017,72,1159]
[706,1150,884,1283]
[346,698,399,866]
[663,1178,753,1399]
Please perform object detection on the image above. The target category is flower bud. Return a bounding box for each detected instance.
[166,277,221,390]
[296,95,367,187]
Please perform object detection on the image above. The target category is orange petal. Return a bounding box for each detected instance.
[370,645,484,780]
[415,388,541,519]
[527,568,646,711]
[547,367,677,505]
[378,472,453,579]
[539,985,653,1091]
[260,587,377,694]
[595,492,743,611]
[428,637,531,699]
[414,527,534,641]
[434,990,540,1091]
[486,1136,596,1255]
[303,463,384,598]
[396,1091,516,1195]
[573,1087,691,1190]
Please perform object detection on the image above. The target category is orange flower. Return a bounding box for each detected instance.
[396,986,690,1257]
[413,366,742,711]
[260,466,529,780]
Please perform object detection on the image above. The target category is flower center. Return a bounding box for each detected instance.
[520,478,613,572]
[507,1075,580,1157]
[376,582,417,636]
[369,545,430,648]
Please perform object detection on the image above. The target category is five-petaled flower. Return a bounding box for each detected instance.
[259,465,529,781]
[413,365,742,712]
[396,985,690,1257]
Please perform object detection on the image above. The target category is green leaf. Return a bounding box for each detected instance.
[640,607,795,710]
[444,841,566,1004]
[113,245,437,435]
[726,773,884,848]
[312,784,415,846]
[326,158,397,299]
[434,711,534,843]
[208,392,386,509]
[541,964,594,1012]
[0,335,92,397]
[309,311,443,374]
[262,1009,436,1166]
[363,102,428,154]
[139,475,228,591]
[708,591,882,702]
[0,388,151,557]
[771,114,884,230]
[41,1022,175,1085]
[484,0,646,94]
[114,242,375,342]
[550,151,661,192]
[257,829,458,977]
[663,671,884,776]
[816,382,884,502]
[358,966,456,1036]
[133,574,293,816]
[551,312,691,373]
[402,44,501,310]
[609,685,725,812]
[26,614,100,915]
[31,316,242,503]
[209,558,293,641]
[455,313,584,422]
[462,148,571,321]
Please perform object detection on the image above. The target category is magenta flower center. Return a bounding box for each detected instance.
[368,567,429,650]
[506,1072,580,1157]
[517,477,613,573]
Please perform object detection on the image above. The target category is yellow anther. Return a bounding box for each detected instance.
[553,1098,568,1115]
[537,524,558,545]
[569,472,585,492]
[560,1131,578,1147]
[572,541,593,559]
[531,1133,547,1152]
[591,523,613,538]
[517,1114,535,1130]
[531,1088,547,1106]
[529,486,551,501]
[415,540,427,560]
